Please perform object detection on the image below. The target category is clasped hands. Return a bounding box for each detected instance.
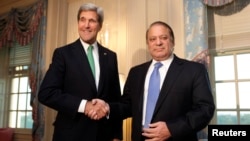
[84,99,109,120]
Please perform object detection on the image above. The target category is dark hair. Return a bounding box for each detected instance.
[146,21,175,44]
[77,3,104,26]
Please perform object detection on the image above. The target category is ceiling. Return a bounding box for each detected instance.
[0,0,37,14]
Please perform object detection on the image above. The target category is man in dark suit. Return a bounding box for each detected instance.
[88,21,215,141]
[38,3,122,141]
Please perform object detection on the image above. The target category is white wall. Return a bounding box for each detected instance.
[66,0,185,78]
[44,0,185,140]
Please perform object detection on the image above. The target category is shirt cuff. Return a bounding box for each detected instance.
[78,99,87,113]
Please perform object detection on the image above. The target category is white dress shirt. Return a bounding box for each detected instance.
[78,38,100,113]
[142,54,174,125]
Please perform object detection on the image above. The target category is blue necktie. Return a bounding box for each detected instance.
[144,62,163,128]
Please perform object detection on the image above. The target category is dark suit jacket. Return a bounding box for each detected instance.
[110,55,215,141]
[38,39,122,141]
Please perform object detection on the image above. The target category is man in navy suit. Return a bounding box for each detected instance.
[38,3,122,141]
[88,21,215,141]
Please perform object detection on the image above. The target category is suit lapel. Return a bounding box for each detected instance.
[137,62,151,121]
[154,56,184,115]
[72,39,96,91]
[96,44,108,95]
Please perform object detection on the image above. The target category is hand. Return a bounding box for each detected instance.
[84,99,109,120]
[142,121,171,141]
[89,99,109,120]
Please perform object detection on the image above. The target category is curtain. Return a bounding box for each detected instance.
[184,0,248,66]
[0,0,45,48]
[0,0,47,141]
[184,0,209,139]
[203,0,234,7]
[29,1,47,140]
[184,0,209,68]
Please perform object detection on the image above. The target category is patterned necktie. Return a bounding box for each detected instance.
[87,45,95,78]
[144,62,163,128]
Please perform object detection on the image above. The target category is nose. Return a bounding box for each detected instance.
[83,20,91,28]
[156,38,162,45]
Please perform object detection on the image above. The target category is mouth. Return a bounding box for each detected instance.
[81,30,93,37]
[83,30,91,33]
[155,48,164,51]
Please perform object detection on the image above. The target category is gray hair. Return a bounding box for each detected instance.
[77,3,104,26]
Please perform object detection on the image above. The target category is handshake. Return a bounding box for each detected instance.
[84,99,110,120]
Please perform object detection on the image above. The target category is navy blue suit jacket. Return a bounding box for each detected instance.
[38,39,122,141]
[110,55,215,141]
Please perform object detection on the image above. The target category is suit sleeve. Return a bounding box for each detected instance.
[108,53,123,140]
[38,48,82,118]
[167,63,215,138]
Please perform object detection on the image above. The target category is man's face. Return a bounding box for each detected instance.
[146,24,174,61]
[78,11,102,44]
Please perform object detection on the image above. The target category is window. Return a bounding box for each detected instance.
[8,66,32,128]
[7,42,32,129]
[211,50,250,125]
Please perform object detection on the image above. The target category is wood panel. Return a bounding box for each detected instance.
[13,132,32,141]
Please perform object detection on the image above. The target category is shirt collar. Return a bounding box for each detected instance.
[151,53,174,67]
[79,38,98,51]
